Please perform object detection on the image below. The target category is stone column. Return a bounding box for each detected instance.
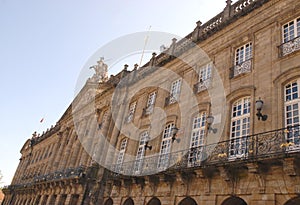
[11,157,23,184]
[46,133,62,173]
[68,140,80,168]
[105,86,128,166]
[81,117,98,166]
[77,194,84,205]
[60,129,76,169]
[52,130,69,172]
[94,111,112,166]
[75,146,84,167]
[79,117,94,166]
[38,195,48,205]
[64,194,72,205]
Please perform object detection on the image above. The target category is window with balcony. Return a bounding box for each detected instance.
[126,102,136,123]
[229,97,250,159]
[99,110,108,129]
[158,123,174,170]
[284,79,300,151]
[188,112,206,167]
[166,79,181,106]
[115,138,128,172]
[143,92,156,116]
[194,63,212,93]
[230,43,252,78]
[133,131,149,173]
[281,17,300,56]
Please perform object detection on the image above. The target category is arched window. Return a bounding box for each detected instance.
[147,197,161,205]
[284,196,300,205]
[134,131,149,173]
[188,112,206,167]
[284,79,300,149]
[104,198,113,205]
[158,123,175,170]
[115,138,128,172]
[221,196,247,205]
[123,197,134,205]
[229,97,251,159]
[178,197,198,205]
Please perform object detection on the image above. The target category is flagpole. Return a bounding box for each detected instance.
[139,26,151,67]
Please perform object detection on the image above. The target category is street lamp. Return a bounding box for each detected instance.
[255,98,268,121]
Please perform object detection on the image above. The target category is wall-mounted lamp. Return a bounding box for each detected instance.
[207,115,217,133]
[171,127,180,143]
[255,98,268,121]
[144,141,152,150]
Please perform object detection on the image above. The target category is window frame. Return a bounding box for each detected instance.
[282,17,300,43]
[284,79,300,151]
[229,96,251,159]
[188,112,207,167]
[115,138,128,172]
[235,42,252,65]
[170,79,181,99]
[126,101,137,123]
[157,123,175,170]
[198,63,212,82]
[134,131,149,173]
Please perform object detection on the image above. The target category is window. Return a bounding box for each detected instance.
[99,110,108,129]
[145,92,156,115]
[284,79,300,149]
[195,63,212,93]
[167,79,181,105]
[188,112,206,167]
[126,102,137,123]
[283,17,300,43]
[229,97,251,159]
[134,131,149,173]
[171,79,181,98]
[199,63,212,82]
[115,138,128,172]
[158,123,174,170]
[235,43,252,65]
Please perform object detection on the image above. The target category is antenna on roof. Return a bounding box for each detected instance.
[139,26,152,67]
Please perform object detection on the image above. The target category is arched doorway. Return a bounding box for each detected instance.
[284,197,300,205]
[178,197,198,205]
[147,197,161,205]
[222,197,247,205]
[104,198,113,205]
[123,197,134,205]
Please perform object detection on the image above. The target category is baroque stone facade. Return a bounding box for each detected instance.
[3,0,300,204]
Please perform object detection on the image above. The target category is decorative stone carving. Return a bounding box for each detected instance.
[247,163,266,193]
[283,158,297,176]
[281,37,300,57]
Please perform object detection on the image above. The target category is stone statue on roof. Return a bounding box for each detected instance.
[89,57,108,83]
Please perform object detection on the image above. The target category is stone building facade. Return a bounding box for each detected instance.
[2,0,300,204]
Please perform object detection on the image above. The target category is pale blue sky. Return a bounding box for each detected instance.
[0,0,233,185]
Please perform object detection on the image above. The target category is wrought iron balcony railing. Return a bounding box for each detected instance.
[142,105,154,117]
[4,166,88,191]
[109,125,300,177]
[193,78,211,94]
[165,93,180,106]
[33,165,87,183]
[229,59,252,79]
[279,36,300,57]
